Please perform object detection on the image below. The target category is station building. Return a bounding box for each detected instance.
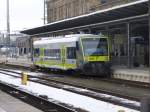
[21,0,150,68]
[15,35,31,56]
[47,0,108,23]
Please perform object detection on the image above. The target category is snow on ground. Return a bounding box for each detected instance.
[0,73,139,112]
[0,70,20,77]
[62,85,140,107]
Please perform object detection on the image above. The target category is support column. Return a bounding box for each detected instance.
[127,23,131,68]
[149,0,150,67]
[30,37,34,62]
[22,47,24,55]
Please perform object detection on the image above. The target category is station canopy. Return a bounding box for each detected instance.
[21,0,148,35]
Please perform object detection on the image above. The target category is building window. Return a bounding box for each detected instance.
[24,48,26,54]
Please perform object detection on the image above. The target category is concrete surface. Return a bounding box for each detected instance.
[112,66,150,82]
[0,90,43,112]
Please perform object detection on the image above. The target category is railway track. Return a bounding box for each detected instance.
[0,82,80,112]
[100,78,150,88]
[1,67,150,90]
[0,68,140,111]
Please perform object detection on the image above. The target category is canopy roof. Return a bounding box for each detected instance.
[21,0,148,35]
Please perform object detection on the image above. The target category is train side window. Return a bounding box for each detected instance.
[44,49,50,56]
[67,47,76,59]
[55,49,61,59]
[34,48,40,57]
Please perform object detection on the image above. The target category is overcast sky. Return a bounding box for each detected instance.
[0,0,44,33]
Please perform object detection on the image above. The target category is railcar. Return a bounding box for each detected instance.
[33,34,111,76]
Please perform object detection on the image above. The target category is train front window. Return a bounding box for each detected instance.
[82,38,108,56]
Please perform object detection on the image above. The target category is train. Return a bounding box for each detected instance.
[33,34,111,76]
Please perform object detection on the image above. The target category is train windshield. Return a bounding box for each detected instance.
[82,38,108,56]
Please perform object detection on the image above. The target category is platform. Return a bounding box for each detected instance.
[0,90,43,112]
[112,66,150,82]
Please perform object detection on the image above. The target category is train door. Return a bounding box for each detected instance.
[39,48,44,67]
[61,45,77,70]
[61,46,66,69]
[65,47,77,70]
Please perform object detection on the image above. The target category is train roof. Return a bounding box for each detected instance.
[33,34,96,45]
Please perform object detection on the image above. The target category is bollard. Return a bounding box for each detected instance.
[21,72,28,85]
[141,97,150,112]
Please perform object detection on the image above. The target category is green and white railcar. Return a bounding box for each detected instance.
[33,34,110,76]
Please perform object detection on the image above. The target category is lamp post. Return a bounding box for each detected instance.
[6,0,10,55]
[44,0,46,24]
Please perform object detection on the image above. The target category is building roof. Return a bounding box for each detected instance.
[21,0,148,35]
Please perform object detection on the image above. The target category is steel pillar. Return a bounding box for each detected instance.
[149,0,150,67]
[127,23,131,68]
[30,37,34,62]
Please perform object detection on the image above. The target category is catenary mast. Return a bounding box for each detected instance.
[7,0,10,48]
